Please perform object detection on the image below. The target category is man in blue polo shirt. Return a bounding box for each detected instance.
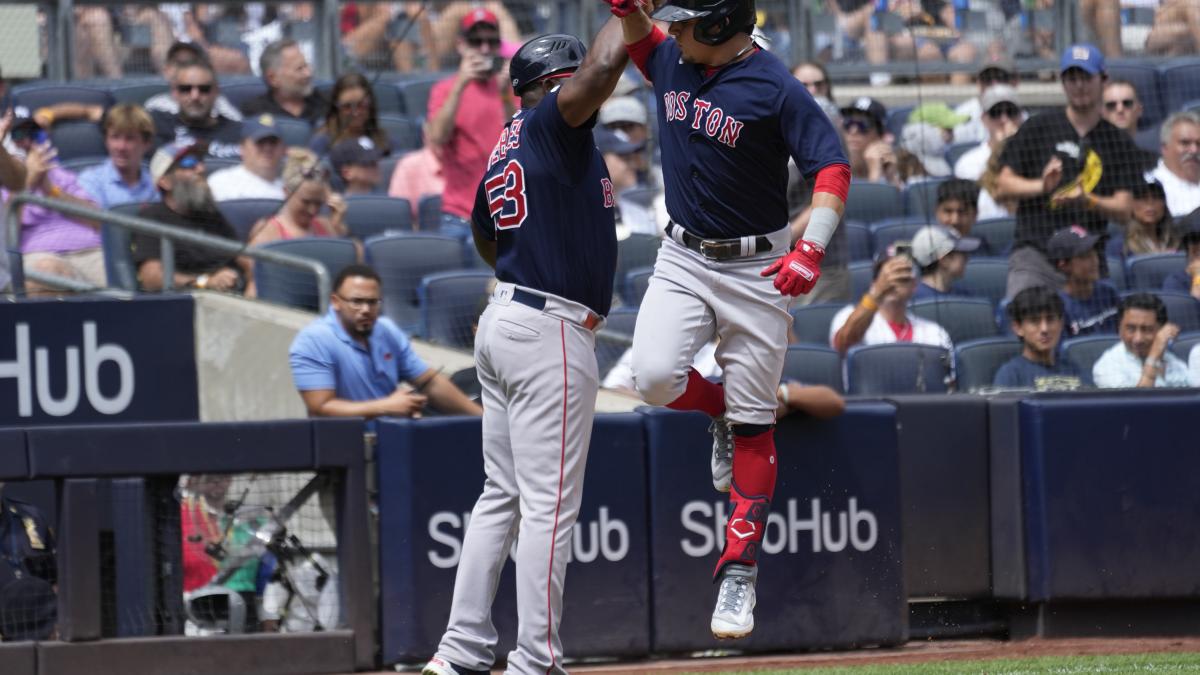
[288,264,482,421]
[77,103,160,209]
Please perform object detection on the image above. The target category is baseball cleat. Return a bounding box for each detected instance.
[711,563,757,639]
[709,416,734,492]
[421,656,487,675]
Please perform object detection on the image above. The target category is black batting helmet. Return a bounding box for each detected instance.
[509,34,587,95]
[652,0,756,46]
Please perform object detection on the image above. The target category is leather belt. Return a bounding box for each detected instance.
[512,288,602,331]
[665,222,772,261]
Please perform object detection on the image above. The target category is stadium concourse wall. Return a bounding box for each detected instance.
[3,298,1200,672]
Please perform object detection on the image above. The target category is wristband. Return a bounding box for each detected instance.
[804,206,840,250]
[859,293,878,312]
[195,273,210,290]
[34,108,53,125]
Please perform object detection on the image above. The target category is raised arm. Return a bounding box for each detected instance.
[556,16,631,128]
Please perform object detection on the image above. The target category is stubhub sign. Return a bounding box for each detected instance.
[0,297,199,424]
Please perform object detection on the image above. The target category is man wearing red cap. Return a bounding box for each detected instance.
[426,7,515,246]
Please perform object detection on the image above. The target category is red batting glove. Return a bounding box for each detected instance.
[760,240,824,296]
[605,0,644,17]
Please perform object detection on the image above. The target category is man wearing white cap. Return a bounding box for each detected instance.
[910,224,981,301]
[954,84,1022,181]
[599,95,650,145]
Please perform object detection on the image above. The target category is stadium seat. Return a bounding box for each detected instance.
[595,330,633,382]
[344,195,415,239]
[958,257,1009,304]
[216,198,284,242]
[220,81,268,111]
[377,154,401,193]
[621,266,654,307]
[416,194,443,231]
[204,157,240,174]
[1061,334,1119,377]
[791,302,845,346]
[13,84,113,111]
[1126,252,1186,290]
[365,233,465,332]
[1144,290,1200,332]
[50,121,107,161]
[845,343,951,394]
[58,156,106,175]
[849,260,874,299]
[109,79,169,105]
[449,365,481,400]
[844,181,901,225]
[104,202,147,291]
[902,179,947,221]
[945,141,977,171]
[972,217,1015,256]
[273,117,314,148]
[417,270,494,348]
[603,306,639,336]
[1106,61,1164,129]
[253,238,358,311]
[1171,330,1200,362]
[1107,256,1127,290]
[910,297,1000,344]
[615,233,662,290]
[781,344,845,393]
[1159,61,1200,123]
[395,75,445,117]
[885,105,913,141]
[954,337,1022,393]
[378,115,423,152]
[844,221,872,262]
[871,216,927,258]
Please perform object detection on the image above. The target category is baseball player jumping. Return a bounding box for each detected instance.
[607,0,851,639]
[423,18,629,675]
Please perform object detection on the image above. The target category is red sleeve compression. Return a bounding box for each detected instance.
[812,162,851,203]
[627,26,666,81]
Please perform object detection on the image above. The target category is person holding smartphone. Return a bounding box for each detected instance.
[830,245,954,355]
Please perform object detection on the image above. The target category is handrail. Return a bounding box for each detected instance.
[5,193,332,313]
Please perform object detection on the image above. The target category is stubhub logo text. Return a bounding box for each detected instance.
[0,322,134,417]
[680,497,878,557]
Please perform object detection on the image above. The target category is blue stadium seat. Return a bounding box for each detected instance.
[902,179,947,221]
[849,260,874,299]
[58,156,107,175]
[945,141,977,171]
[1061,334,1119,377]
[910,297,1000,344]
[417,194,443,231]
[791,302,845,346]
[845,343,951,395]
[1139,290,1200,332]
[395,75,445,117]
[1159,61,1200,123]
[253,238,358,311]
[417,270,494,348]
[203,157,240,174]
[1171,330,1200,362]
[781,344,844,392]
[13,84,113,110]
[378,115,422,152]
[1107,256,1127,290]
[844,221,872,261]
[958,257,1009,304]
[216,198,284,242]
[344,195,415,239]
[377,154,401,193]
[50,121,106,161]
[365,233,465,332]
[954,337,1022,393]
[108,79,170,105]
[621,266,654,307]
[273,117,314,148]
[1106,61,1164,129]
[1126,252,1186,290]
[104,202,146,291]
[615,233,662,291]
[972,217,1015,256]
[871,216,926,258]
[885,105,913,141]
[220,81,268,112]
[845,181,901,225]
[603,306,639,336]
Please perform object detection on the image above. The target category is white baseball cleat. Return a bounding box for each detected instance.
[709,416,734,493]
[711,563,757,640]
[421,657,458,675]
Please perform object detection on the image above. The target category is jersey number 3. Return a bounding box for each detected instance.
[485,160,528,230]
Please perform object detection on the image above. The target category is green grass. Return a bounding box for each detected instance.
[681,652,1200,674]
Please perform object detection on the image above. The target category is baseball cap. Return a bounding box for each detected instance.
[900,123,952,177]
[461,8,499,33]
[330,136,385,169]
[149,141,207,183]
[599,96,649,127]
[1132,175,1166,200]
[980,84,1021,113]
[241,113,281,142]
[1060,43,1105,76]
[977,56,1016,79]
[595,127,645,156]
[1046,225,1101,261]
[9,107,39,134]
[911,225,981,267]
[839,97,886,134]
[907,102,969,131]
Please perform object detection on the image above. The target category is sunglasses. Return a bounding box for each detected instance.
[175,83,214,94]
[842,118,872,134]
[987,102,1021,120]
[337,98,371,112]
[467,36,501,48]
[175,154,202,170]
[1104,98,1137,111]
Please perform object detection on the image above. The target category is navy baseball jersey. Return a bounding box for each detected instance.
[643,39,847,239]
[472,89,618,316]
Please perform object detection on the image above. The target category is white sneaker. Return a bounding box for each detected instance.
[709,416,734,493]
[711,563,757,639]
[421,657,458,675]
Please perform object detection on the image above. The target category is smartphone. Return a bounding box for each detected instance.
[892,241,913,258]
[486,55,502,75]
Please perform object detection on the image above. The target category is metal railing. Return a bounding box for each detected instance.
[5,193,333,313]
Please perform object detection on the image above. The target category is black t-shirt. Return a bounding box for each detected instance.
[240,91,329,128]
[998,109,1142,252]
[993,354,1088,390]
[151,111,244,159]
[130,202,241,277]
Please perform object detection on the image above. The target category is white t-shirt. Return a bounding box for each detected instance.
[208,165,286,202]
[603,339,720,390]
[1093,342,1191,388]
[1151,160,1200,217]
[953,97,986,145]
[954,141,990,181]
[828,305,954,351]
[1188,343,1200,387]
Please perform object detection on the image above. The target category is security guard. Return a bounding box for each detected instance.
[0,484,57,642]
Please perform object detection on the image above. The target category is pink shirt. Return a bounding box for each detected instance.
[427,76,508,219]
[3,167,101,254]
[387,147,445,219]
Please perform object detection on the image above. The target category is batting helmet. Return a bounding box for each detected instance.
[652,0,756,46]
[509,34,587,95]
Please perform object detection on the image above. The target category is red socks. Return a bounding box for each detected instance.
[665,368,726,418]
[714,428,778,579]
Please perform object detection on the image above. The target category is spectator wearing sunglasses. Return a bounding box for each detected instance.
[1151,111,1200,218]
[1101,79,1158,171]
[953,58,1020,145]
[310,72,393,159]
[151,60,244,160]
[954,85,1023,198]
[241,39,328,128]
[426,8,515,244]
[793,61,834,104]
[840,97,898,186]
[145,42,244,122]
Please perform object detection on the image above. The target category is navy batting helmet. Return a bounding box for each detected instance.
[652,0,756,46]
[509,34,587,95]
